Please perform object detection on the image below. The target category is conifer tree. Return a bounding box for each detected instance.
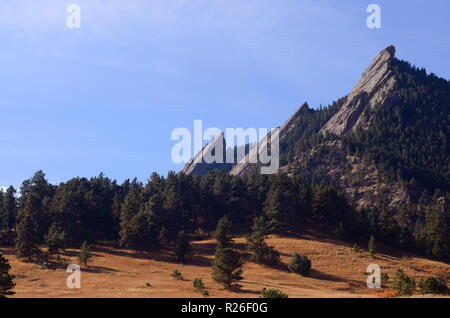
[0,252,15,298]
[3,187,17,234]
[246,216,280,266]
[213,216,233,248]
[78,241,93,267]
[45,222,67,254]
[15,195,41,262]
[212,247,244,290]
[263,187,285,233]
[175,231,191,263]
[158,227,169,248]
[119,189,141,247]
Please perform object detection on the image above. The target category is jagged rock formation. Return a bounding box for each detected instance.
[320,45,399,135]
[229,102,309,176]
[180,44,448,213]
[181,132,230,176]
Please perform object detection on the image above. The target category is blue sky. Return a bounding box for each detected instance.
[0,0,449,189]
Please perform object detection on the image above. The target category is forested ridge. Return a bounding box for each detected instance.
[1,169,449,264]
[343,58,450,193]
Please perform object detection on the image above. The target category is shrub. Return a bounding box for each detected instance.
[352,244,361,253]
[171,269,184,280]
[288,253,311,276]
[260,288,288,298]
[381,273,389,284]
[193,278,204,292]
[391,269,416,296]
[202,290,209,297]
[418,277,449,295]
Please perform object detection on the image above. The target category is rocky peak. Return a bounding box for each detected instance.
[181,132,228,176]
[229,102,309,176]
[320,45,399,136]
[280,102,309,134]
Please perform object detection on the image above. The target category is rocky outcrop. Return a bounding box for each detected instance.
[320,45,399,136]
[230,102,309,176]
[279,140,410,211]
[181,132,231,176]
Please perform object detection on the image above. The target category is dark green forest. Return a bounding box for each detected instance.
[279,96,347,166]
[1,169,449,263]
[343,58,450,193]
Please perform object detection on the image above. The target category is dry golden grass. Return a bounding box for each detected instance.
[3,232,450,298]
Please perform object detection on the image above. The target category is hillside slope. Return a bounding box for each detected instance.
[5,234,450,298]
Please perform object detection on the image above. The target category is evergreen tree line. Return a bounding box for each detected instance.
[1,169,449,262]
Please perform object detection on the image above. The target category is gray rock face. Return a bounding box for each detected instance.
[180,132,230,176]
[320,45,399,136]
[229,102,309,176]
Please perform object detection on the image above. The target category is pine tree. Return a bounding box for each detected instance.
[213,216,233,248]
[0,252,15,298]
[212,247,244,290]
[158,227,169,248]
[15,195,41,262]
[45,222,67,254]
[246,217,280,266]
[2,186,17,241]
[175,231,191,263]
[368,235,377,256]
[391,269,416,296]
[78,241,93,267]
[18,171,53,241]
[119,189,141,248]
[263,187,286,233]
[163,186,184,239]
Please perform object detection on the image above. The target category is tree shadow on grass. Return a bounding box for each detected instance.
[192,241,251,259]
[81,265,121,274]
[309,269,364,287]
[92,243,214,268]
[231,287,262,296]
